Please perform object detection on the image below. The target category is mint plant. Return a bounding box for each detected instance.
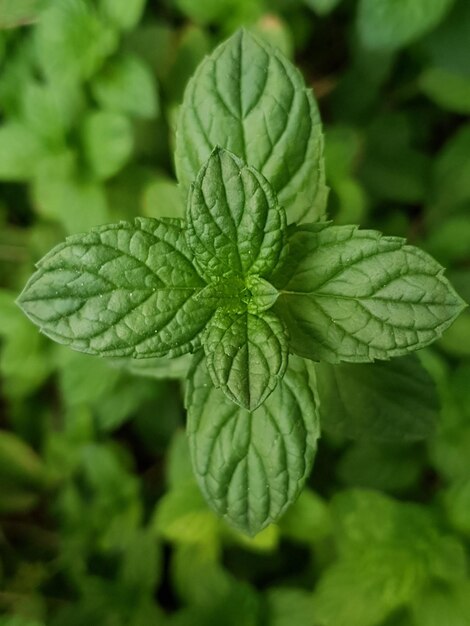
[17,30,465,535]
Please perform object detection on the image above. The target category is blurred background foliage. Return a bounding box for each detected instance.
[0,0,469,624]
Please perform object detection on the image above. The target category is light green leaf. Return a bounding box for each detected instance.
[444,478,470,537]
[34,0,118,82]
[81,111,134,180]
[92,54,159,119]
[315,354,438,441]
[110,354,191,380]
[17,218,215,358]
[275,225,465,363]
[153,480,220,545]
[142,176,184,220]
[331,489,467,583]
[278,488,331,544]
[357,0,455,51]
[187,148,286,281]
[31,152,110,234]
[420,66,470,114]
[314,550,424,626]
[0,122,45,181]
[265,588,316,626]
[186,353,320,535]
[99,0,146,31]
[204,308,288,410]
[176,29,326,223]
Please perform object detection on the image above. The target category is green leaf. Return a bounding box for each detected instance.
[17,218,215,358]
[316,354,438,441]
[265,587,316,626]
[153,480,220,545]
[337,442,423,493]
[303,0,343,16]
[278,488,331,543]
[314,489,467,626]
[175,29,326,223]
[111,354,191,380]
[420,67,470,114]
[187,148,286,281]
[421,0,470,78]
[444,478,470,537]
[32,157,110,234]
[34,0,118,82]
[357,0,455,51]
[142,176,185,220]
[186,353,320,535]
[203,308,288,410]
[92,54,159,119]
[81,111,134,180]
[429,124,470,221]
[359,113,430,204]
[0,122,45,181]
[332,489,467,583]
[275,225,465,363]
[314,550,423,626]
[99,0,146,31]
[0,430,49,490]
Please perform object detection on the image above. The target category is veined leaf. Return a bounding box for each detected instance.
[17,218,215,357]
[186,353,320,535]
[204,307,288,411]
[176,29,327,223]
[187,148,286,281]
[316,354,438,442]
[275,225,466,363]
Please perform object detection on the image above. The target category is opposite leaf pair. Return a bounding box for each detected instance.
[18,143,465,413]
[17,147,290,411]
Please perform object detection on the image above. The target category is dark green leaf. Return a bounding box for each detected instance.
[175,29,326,223]
[186,353,320,535]
[187,148,286,281]
[17,218,214,357]
[316,355,438,441]
[276,225,465,362]
[203,308,288,410]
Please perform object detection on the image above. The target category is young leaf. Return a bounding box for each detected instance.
[17,218,215,358]
[187,148,286,281]
[275,225,466,363]
[203,308,288,411]
[186,353,320,535]
[316,354,438,442]
[175,29,327,223]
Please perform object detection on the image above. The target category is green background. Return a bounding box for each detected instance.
[0,0,469,624]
